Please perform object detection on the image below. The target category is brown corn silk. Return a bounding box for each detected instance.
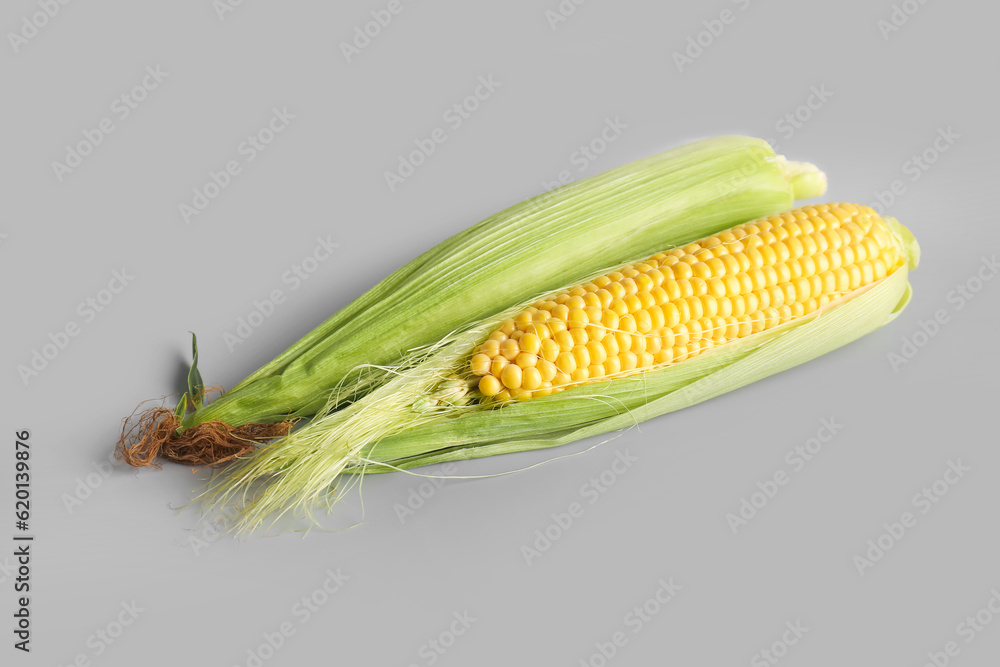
[116,407,293,468]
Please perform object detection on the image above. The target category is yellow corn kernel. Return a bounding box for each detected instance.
[648,305,666,330]
[554,329,574,351]
[515,351,538,368]
[604,355,622,376]
[500,339,519,361]
[556,351,577,375]
[501,363,522,390]
[602,334,620,358]
[470,353,491,375]
[587,340,607,366]
[521,366,542,391]
[479,374,502,397]
[519,333,541,356]
[537,359,558,383]
[490,357,508,376]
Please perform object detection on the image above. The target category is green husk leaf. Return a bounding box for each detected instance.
[173,393,188,420]
[187,332,205,409]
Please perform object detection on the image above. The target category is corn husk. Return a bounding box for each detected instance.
[182,136,824,431]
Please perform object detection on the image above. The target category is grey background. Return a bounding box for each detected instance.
[2,0,998,665]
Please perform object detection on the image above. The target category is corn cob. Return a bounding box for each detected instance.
[470,203,901,402]
[200,204,918,533]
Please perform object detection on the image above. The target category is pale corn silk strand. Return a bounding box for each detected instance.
[199,205,912,535]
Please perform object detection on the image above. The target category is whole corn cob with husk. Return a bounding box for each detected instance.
[118,135,827,466]
[201,203,918,534]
